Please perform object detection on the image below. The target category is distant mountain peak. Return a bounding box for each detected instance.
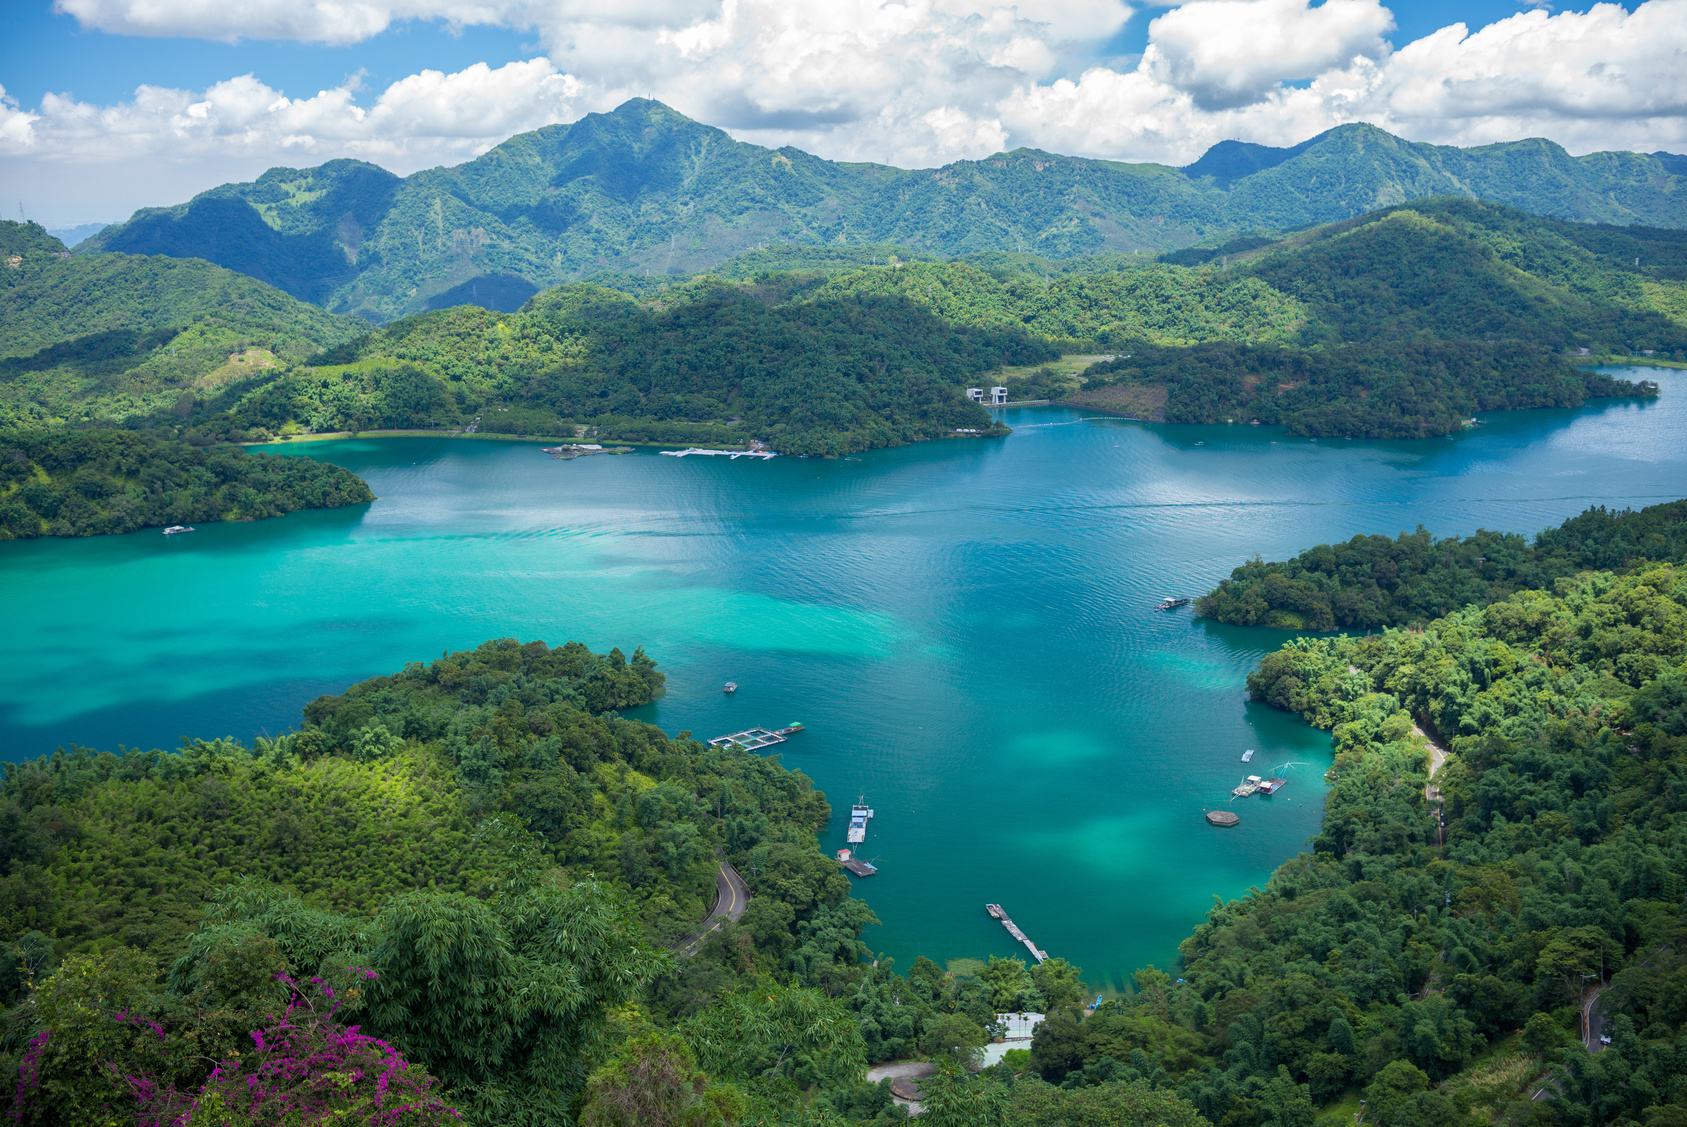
[78,110,1685,323]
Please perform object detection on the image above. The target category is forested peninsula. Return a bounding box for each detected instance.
[8,500,1687,1126]
[1197,499,1687,630]
[0,428,374,540]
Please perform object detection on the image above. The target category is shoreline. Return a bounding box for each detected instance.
[1570,354,1687,370]
[244,430,755,451]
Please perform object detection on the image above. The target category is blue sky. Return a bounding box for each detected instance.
[0,0,1677,226]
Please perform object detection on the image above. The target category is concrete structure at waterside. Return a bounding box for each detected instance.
[967,388,984,403]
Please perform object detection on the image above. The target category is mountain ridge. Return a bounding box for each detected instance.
[83,100,1685,323]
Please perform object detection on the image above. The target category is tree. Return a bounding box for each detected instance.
[921,1013,987,1069]
[361,879,669,1125]
[1364,1061,1431,1127]
[917,1060,1008,1127]
[579,1032,743,1127]
[1536,926,1609,1007]
[134,974,460,1127]
[686,981,867,1090]
[1029,959,1084,1014]
[9,948,170,1127]
[1028,1012,1084,1084]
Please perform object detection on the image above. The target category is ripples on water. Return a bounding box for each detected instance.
[2,370,1684,987]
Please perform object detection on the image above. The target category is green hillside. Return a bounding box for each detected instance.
[0,230,368,430]
[1059,199,1686,435]
[82,100,1686,323]
[225,280,1046,454]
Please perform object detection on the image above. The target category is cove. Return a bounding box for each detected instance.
[2,368,1684,989]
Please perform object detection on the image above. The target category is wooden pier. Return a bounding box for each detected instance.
[985,904,1047,964]
[661,448,777,460]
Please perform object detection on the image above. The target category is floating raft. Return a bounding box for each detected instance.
[707,724,804,751]
[836,849,877,877]
[1206,810,1240,827]
[986,903,1047,964]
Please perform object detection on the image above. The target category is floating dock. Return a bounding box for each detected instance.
[836,849,877,877]
[985,903,1047,964]
[847,797,874,844]
[661,448,777,459]
[707,723,804,752]
[1206,810,1240,827]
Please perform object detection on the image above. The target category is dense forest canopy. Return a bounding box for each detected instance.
[1070,340,1649,438]
[0,427,374,539]
[1197,499,1687,630]
[81,100,1686,323]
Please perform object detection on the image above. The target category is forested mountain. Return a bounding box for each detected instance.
[81,99,1686,322]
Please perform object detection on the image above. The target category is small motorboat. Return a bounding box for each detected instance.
[162,525,195,535]
[723,682,737,693]
[1156,596,1190,610]
[1241,749,1254,763]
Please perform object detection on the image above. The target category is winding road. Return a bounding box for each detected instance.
[676,861,750,957]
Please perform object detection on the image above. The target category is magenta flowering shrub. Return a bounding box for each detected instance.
[128,973,461,1127]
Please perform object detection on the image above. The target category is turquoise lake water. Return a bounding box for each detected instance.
[4,368,1685,988]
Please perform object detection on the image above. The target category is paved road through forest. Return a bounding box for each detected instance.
[677,861,750,956]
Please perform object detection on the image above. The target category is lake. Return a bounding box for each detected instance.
[3,369,1684,988]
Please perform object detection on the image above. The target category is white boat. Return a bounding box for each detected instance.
[1241,749,1254,762]
[723,682,737,693]
[162,525,195,535]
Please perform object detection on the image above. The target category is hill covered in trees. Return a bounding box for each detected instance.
[198,279,1046,454]
[1196,499,1687,630]
[80,99,1686,323]
[0,221,367,433]
[1060,198,1684,434]
[10,198,1686,451]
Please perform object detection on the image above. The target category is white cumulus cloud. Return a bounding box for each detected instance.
[1144,0,1394,109]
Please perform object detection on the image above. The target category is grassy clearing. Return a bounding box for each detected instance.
[993,353,1119,384]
